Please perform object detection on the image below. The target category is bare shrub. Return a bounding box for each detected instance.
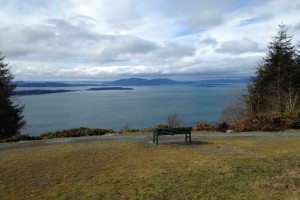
[121,123,129,132]
[40,127,114,139]
[193,123,215,131]
[166,113,181,128]
[193,122,229,132]
[216,122,229,132]
[220,87,249,124]
[231,114,294,132]
[156,124,171,129]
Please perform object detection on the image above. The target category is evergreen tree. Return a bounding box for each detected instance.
[248,24,300,116]
[0,52,25,139]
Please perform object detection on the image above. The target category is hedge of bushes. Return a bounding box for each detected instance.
[40,127,115,139]
[1,134,41,143]
[231,114,299,132]
[193,114,300,132]
[192,122,229,132]
[0,127,115,143]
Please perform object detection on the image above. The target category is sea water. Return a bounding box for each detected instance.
[16,84,245,135]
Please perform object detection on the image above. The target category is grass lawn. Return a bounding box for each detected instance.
[1,137,300,199]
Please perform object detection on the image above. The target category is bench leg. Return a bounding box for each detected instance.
[153,133,155,144]
[185,133,192,143]
[153,133,158,145]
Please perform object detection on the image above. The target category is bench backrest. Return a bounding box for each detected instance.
[154,127,192,135]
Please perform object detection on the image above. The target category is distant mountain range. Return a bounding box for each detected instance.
[105,78,195,86]
[105,78,250,86]
[14,78,250,87]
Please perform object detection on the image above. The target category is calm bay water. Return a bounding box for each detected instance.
[16,84,244,136]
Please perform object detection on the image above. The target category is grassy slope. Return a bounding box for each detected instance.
[1,138,300,199]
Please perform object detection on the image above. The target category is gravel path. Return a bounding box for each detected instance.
[1,132,300,151]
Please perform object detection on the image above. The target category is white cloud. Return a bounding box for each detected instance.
[1,0,300,80]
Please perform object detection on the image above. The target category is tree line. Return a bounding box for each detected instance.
[222,24,300,131]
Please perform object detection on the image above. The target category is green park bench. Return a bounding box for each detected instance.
[153,127,192,145]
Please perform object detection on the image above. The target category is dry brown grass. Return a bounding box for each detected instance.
[1,138,300,199]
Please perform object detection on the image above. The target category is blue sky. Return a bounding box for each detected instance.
[1,0,300,81]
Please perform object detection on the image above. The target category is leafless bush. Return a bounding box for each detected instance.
[166,113,181,128]
[220,87,249,123]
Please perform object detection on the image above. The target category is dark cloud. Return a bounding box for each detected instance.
[293,22,300,31]
[69,15,98,28]
[97,35,159,63]
[155,43,196,58]
[161,0,233,29]
[0,18,159,64]
[201,37,218,46]
[44,18,103,41]
[216,38,261,54]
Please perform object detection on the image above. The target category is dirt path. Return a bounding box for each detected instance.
[1,132,300,151]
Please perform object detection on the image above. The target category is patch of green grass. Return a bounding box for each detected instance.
[1,138,300,199]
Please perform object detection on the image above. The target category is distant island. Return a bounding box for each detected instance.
[14,81,104,87]
[12,89,75,96]
[87,87,133,91]
[12,87,134,96]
